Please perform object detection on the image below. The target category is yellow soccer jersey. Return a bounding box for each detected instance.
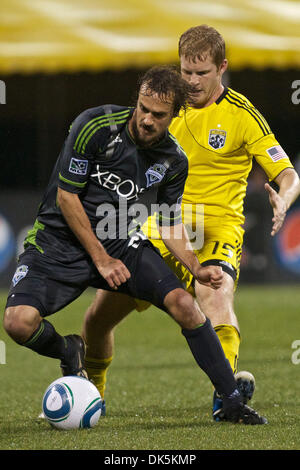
[169,87,294,227]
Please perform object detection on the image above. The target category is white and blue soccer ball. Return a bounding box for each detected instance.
[42,376,102,430]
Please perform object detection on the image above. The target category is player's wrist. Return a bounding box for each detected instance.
[189,257,203,277]
[91,247,111,268]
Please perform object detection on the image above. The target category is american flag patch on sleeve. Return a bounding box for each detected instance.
[266,146,288,162]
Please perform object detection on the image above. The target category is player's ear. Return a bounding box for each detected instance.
[218,59,228,75]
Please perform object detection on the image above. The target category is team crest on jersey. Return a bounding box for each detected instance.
[12,265,28,287]
[208,129,227,149]
[145,163,167,188]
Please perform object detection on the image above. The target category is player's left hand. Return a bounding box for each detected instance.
[194,265,223,290]
[265,183,288,236]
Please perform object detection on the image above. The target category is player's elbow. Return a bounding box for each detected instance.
[276,168,299,188]
[57,187,77,208]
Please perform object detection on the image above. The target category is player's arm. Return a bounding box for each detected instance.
[57,108,131,289]
[57,188,130,290]
[156,155,222,289]
[265,168,300,236]
[158,223,223,290]
[243,106,300,237]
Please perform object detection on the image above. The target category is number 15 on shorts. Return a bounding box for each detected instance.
[212,241,234,258]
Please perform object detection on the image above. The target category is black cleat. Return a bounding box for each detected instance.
[60,334,88,379]
[214,400,268,425]
[213,370,256,420]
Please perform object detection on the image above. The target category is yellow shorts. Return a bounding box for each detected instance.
[134,221,244,312]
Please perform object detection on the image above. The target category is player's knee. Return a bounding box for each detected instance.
[3,306,41,343]
[195,277,235,324]
[164,289,205,329]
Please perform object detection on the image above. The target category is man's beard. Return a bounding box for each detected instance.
[130,117,164,148]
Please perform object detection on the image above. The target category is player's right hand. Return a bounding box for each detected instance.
[194,265,223,290]
[96,257,131,290]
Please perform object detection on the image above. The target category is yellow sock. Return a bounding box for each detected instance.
[214,324,240,374]
[84,356,113,399]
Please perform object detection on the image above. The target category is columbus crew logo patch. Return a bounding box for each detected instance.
[208,129,227,149]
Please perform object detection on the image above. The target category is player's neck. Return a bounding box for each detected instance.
[193,83,224,109]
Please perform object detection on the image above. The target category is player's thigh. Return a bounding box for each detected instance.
[87,289,137,329]
[6,248,88,317]
[150,237,194,294]
[195,271,235,313]
[195,231,243,284]
[132,244,184,311]
[193,231,242,326]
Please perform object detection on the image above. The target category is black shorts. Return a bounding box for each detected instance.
[6,242,183,316]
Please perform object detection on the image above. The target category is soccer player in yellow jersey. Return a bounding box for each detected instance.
[81,25,300,420]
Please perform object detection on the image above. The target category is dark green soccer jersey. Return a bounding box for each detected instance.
[25,104,188,260]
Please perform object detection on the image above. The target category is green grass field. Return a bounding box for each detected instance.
[0,285,299,451]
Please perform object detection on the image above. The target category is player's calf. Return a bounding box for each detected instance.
[4,306,74,367]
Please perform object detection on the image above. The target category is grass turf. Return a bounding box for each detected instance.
[0,285,299,450]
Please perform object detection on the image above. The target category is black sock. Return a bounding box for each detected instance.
[22,319,67,360]
[182,318,238,398]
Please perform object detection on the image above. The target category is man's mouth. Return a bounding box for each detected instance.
[141,125,154,134]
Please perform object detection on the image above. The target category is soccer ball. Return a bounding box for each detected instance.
[235,370,255,404]
[42,376,102,430]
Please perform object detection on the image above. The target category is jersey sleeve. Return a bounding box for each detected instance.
[248,134,294,181]
[58,108,110,194]
[243,108,294,181]
[156,157,188,227]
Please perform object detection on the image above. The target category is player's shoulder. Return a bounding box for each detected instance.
[222,88,272,135]
[165,130,188,165]
[225,87,255,108]
[69,105,133,154]
[220,88,258,117]
[73,104,132,127]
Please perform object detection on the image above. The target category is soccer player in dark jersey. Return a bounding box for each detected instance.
[3,66,266,424]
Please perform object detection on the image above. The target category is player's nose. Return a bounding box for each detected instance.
[189,73,200,86]
[143,113,154,126]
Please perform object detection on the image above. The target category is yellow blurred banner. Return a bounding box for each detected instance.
[1,0,300,73]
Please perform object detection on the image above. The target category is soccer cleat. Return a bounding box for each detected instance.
[215,400,268,425]
[101,399,106,417]
[213,370,255,421]
[212,391,223,422]
[60,334,88,379]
